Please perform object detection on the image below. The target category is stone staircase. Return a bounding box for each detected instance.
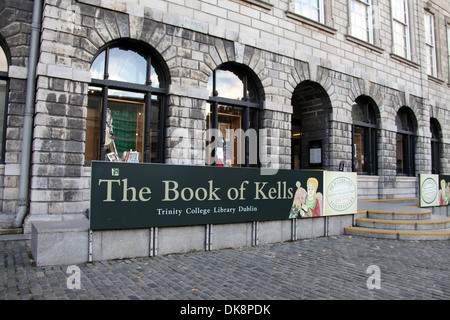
[344,199,450,240]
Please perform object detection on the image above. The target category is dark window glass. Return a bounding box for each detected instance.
[430,119,440,174]
[396,108,415,176]
[352,98,378,175]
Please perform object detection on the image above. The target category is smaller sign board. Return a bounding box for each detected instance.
[419,174,439,207]
[324,171,358,216]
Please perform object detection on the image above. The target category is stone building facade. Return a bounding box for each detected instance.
[0,0,449,233]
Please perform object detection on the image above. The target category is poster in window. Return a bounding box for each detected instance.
[309,140,322,166]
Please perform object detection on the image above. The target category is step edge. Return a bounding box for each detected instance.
[344,227,450,236]
[356,217,450,225]
[365,210,431,215]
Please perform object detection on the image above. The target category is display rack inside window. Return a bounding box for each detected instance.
[86,44,166,164]
[104,98,144,163]
[206,67,261,167]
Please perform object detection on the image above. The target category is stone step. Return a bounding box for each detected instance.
[355,215,450,231]
[351,199,450,240]
[365,210,432,220]
[344,226,450,241]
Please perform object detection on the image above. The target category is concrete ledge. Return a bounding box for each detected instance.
[258,220,292,245]
[158,225,206,256]
[29,215,356,265]
[31,220,89,266]
[211,222,253,250]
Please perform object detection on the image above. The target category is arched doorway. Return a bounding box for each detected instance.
[291,81,332,170]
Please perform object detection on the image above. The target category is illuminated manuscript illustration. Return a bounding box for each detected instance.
[440,179,449,206]
[289,178,323,218]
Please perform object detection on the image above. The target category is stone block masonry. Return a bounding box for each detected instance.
[0,0,447,234]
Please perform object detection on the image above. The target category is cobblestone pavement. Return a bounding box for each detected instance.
[1,235,449,303]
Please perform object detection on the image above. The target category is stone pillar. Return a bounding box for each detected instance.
[24,76,89,232]
[328,114,353,172]
[260,108,291,171]
[377,125,397,199]
[165,86,208,166]
[23,1,91,232]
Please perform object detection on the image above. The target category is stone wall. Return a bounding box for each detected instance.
[0,0,448,230]
[0,0,33,227]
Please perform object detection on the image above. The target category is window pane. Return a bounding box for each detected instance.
[392,0,407,24]
[86,87,103,162]
[352,103,365,122]
[0,47,7,72]
[91,51,105,80]
[393,21,408,57]
[353,126,365,173]
[424,12,437,76]
[218,105,243,167]
[150,64,160,88]
[430,120,440,174]
[448,26,450,78]
[396,109,414,133]
[208,69,258,102]
[0,80,6,160]
[206,104,260,167]
[392,0,411,60]
[431,122,439,139]
[212,70,244,100]
[396,134,404,174]
[150,95,162,162]
[295,0,322,22]
[108,48,147,84]
[91,49,160,87]
[351,0,371,42]
[206,104,246,167]
[424,13,433,45]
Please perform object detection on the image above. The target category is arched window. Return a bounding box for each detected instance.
[206,64,262,167]
[396,107,416,176]
[352,96,378,175]
[86,43,167,163]
[430,118,441,174]
[0,44,9,163]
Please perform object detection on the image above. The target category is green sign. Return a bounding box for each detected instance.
[90,162,357,230]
